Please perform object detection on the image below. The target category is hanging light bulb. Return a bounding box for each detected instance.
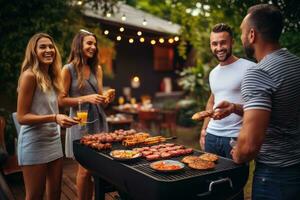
[174,36,179,41]
[168,38,174,43]
[121,14,126,21]
[142,18,147,26]
[140,37,145,43]
[119,27,125,32]
[150,40,156,45]
[77,1,83,5]
[116,36,122,41]
[159,38,165,43]
[137,31,142,36]
[106,13,111,18]
[104,30,109,35]
[129,38,134,43]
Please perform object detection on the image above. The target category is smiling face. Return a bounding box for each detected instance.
[82,35,97,59]
[210,31,233,63]
[240,15,255,59]
[36,37,55,67]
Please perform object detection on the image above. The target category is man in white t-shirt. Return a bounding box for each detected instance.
[199,23,255,158]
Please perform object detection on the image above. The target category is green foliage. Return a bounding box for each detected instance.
[177,63,210,108]
[0,0,115,101]
[0,108,16,154]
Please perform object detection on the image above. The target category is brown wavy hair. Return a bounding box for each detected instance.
[19,33,62,93]
[68,30,99,89]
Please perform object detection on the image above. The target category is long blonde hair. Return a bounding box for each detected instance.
[19,33,62,93]
[68,30,99,89]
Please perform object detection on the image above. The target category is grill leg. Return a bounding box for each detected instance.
[94,176,105,200]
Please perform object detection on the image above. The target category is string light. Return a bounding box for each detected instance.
[129,38,134,43]
[121,14,126,21]
[106,13,111,18]
[142,18,147,26]
[168,38,174,43]
[104,30,109,35]
[77,1,82,5]
[150,40,156,45]
[103,28,179,45]
[159,38,165,43]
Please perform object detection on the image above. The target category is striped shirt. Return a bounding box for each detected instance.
[241,48,300,167]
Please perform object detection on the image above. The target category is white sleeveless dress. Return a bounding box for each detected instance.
[18,86,63,165]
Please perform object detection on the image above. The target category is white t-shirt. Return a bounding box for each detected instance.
[207,58,255,137]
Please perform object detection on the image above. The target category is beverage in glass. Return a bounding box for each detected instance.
[77,110,88,126]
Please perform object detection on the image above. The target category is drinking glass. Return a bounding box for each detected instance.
[77,110,88,126]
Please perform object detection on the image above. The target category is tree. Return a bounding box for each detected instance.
[0,0,115,102]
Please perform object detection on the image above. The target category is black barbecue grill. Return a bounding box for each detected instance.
[73,140,249,200]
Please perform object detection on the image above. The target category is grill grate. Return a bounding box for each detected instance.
[133,157,236,181]
[93,143,239,181]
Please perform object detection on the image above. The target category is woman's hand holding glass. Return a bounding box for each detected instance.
[56,114,79,128]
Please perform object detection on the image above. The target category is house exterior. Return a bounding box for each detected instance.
[83,2,183,102]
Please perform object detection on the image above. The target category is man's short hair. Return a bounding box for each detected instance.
[247,4,283,43]
[212,23,233,38]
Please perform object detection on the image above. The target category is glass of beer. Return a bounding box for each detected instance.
[77,110,88,126]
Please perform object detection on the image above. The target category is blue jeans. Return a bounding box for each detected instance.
[253,162,300,200]
[205,133,235,159]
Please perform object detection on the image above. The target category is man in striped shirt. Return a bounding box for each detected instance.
[231,4,300,200]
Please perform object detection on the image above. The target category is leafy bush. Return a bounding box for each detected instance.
[0,108,17,154]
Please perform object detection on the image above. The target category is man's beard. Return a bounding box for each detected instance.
[243,41,255,60]
[213,47,232,62]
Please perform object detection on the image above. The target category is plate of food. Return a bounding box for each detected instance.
[110,150,142,161]
[150,160,185,172]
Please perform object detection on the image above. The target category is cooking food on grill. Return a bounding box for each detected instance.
[199,153,218,162]
[110,150,142,160]
[122,132,150,146]
[191,110,214,121]
[143,136,167,145]
[140,143,193,161]
[181,156,203,164]
[80,140,112,150]
[150,160,184,172]
[188,159,215,170]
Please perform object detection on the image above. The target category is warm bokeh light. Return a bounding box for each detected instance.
[168,38,174,43]
[121,14,126,21]
[129,38,134,43]
[150,40,156,45]
[142,19,147,26]
[159,38,165,43]
[174,36,179,41]
[119,27,125,32]
[140,37,145,43]
[137,31,142,36]
[104,30,109,35]
[116,36,122,41]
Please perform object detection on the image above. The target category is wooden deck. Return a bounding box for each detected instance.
[5,158,118,200]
